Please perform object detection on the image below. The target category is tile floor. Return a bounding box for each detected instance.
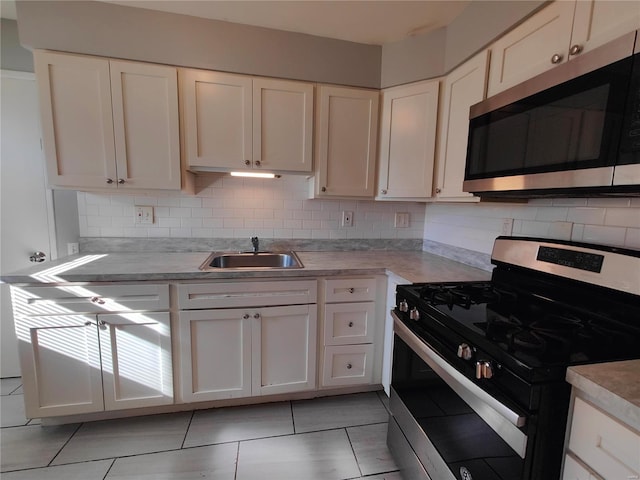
[0,378,401,480]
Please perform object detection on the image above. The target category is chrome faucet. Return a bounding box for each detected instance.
[251,236,259,253]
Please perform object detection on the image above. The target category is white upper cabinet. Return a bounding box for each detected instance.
[488,0,640,97]
[180,70,253,170]
[181,71,313,174]
[253,78,314,173]
[312,85,379,198]
[35,50,180,190]
[377,79,439,201]
[433,51,489,202]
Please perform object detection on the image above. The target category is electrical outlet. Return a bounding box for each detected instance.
[395,212,410,228]
[341,211,353,227]
[135,206,154,225]
[501,218,514,236]
[67,242,79,255]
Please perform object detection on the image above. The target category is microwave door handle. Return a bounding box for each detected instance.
[392,312,527,429]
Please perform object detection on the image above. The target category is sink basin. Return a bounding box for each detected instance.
[200,251,304,270]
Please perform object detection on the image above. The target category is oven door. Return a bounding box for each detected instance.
[389,313,529,480]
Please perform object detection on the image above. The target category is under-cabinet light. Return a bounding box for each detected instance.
[230,172,277,179]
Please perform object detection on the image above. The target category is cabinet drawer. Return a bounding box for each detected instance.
[178,280,317,309]
[563,453,602,480]
[11,284,169,316]
[322,344,373,387]
[324,278,376,303]
[324,302,375,345]
[568,397,640,479]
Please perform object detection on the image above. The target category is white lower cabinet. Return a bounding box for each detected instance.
[12,284,173,418]
[320,277,378,387]
[563,396,640,480]
[178,281,317,402]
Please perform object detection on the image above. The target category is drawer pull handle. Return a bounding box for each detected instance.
[243,314,250,319]
[90,297,105,305]
[253,313,260,319]
[348,288,354,294]
[348,321,354,327]
[84,321,93,326]
[346,363,352,369]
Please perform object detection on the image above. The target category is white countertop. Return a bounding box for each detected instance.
[0,250,491,284]
[566,360,640,432]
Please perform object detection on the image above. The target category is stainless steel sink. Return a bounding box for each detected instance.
[200,251,304,270]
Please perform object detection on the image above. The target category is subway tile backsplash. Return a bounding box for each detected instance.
[77,175,426,241]
[423,198,640,254]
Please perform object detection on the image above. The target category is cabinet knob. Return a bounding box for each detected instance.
[435,188,442,194]
[254,160,261,168]
[90,296,105,305]
[253,313,260,319]
[118,178,125,184]
[243,314,250,319]
[29,251,46,263]
[348,288,354,294]
[245,160,251,166]
[348,321,354,327]
[84,321,93,327]
[106,178,114,184]
[569,44,583,56]
[346,363,352,369]
[381,189,387,195]
[550,53,563,64]
[321,187,327,192]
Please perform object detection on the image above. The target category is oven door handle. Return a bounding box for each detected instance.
[393,312,527,428]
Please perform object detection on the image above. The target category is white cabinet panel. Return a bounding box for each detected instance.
[324,277,377,303]
[17,315,104,418]
[313,85,379,198]
[434,51,488,202]
[377,80,439,200]
[322,344,373,387]
[110,61,180,190]
[253,78,314,173]
[35,51,116,188]
[253,305,317,396]
[563,454,602,480]
[179,309,252,402]
[568,397,640,480]
[100,312,173,410]
[324,302,375,345]
[180,69,252,170]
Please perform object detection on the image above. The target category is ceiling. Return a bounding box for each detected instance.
[2,0,471,45]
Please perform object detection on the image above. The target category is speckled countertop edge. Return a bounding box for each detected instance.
[566,360,640,432]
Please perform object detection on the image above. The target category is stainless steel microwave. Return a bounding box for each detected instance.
[464,31,640,197]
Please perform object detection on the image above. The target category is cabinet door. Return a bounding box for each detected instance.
[110,61,180,190]
[34,50,117,188]
[99,312,173,410]
[178,309,252,402]
[16,314,103,418]
[377,80,439,200]
[180,69,252,170]
[314,86,378,198]
[434,51,488,202]
[253,78,313,173]
[252,305,317,396]
[571,0,640,57]
[487,1,576,97]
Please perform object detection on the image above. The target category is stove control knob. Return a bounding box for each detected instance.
[409,307,420,321]
[475,361,494,379]
[457,343,473,361]
[399,300,409,312]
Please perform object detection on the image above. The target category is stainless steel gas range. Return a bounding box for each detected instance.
[387,236,640,480]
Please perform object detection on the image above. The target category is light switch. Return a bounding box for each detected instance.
[395,212,409,228]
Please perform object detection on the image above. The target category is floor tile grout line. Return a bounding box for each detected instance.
[47,421,84,467]
[233,441,240,480]
[180,409,196,449]
[0,458,116,476]
[289,400,296,434]
[101,458,117,480]
[344,426,364,479]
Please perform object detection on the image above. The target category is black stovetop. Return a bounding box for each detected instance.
[396,272,640,383]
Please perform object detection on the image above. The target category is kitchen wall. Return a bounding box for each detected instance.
[423,198,640,256]
[78,175,426,241]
